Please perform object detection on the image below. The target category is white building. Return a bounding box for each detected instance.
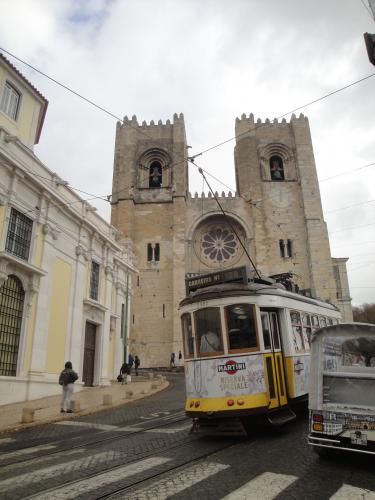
[0,53,136,404]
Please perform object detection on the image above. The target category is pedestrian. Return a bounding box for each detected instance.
[134,355,140,376]
[128,353,134,375]
[178,350,183,365]
[170,352,176,368]
[59,361,78,413]
[120,362,129,384]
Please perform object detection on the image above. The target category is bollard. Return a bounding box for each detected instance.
[103,394,112,406]
[21,408,35,423]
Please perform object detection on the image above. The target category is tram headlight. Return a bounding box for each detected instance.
[237,399,244,406]
[227,399,235,407]
[194,401,201,408]
[189,401,194,408]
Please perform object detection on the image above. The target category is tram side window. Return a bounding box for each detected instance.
[290,311,307,353]
[194,308,223,356]
[312,315,320,332]
[319,316,327,328]
[181,313,194,358]
[302,313,312,348]
[225,304,258,351]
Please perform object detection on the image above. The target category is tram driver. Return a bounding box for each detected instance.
[200,330,221,353]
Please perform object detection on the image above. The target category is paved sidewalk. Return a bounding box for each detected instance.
[0,373,168,434]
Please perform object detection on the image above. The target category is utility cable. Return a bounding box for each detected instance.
[192,160,261,279]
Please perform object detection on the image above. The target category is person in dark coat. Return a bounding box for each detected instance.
[134,355,140,376]
[120,362,129,385]
[59,361,78,413]
[128,353,134,375]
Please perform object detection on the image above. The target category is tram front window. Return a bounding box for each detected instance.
[181,313,194,358]
[194,308,223,356]
[225,304,258,351]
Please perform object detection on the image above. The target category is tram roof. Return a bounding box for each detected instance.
[179,281,339,311]
[311,322,375,343]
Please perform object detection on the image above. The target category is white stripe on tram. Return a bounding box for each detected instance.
[330,484,375,499]
[31,457,171,500]
[221,472,298,500]
[119,461,229,500]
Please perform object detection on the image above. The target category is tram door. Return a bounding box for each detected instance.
[261,311,288,409]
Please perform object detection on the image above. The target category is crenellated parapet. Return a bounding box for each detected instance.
[235,112,308,138]
[188,190,239,200]
[117,113,185,130]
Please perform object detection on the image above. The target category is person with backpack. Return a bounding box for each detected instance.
[59,361,78,413]
[134,355,140,376]
[119,362,129,384]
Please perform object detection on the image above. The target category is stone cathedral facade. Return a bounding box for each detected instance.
[111,112,352,367]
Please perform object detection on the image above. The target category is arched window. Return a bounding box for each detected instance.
[149,161,162,188]
[270,155,284,181]
[0,275,25,376]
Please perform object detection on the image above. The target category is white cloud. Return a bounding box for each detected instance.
[0,0,374,304]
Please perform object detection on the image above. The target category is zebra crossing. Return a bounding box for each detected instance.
[0,450,374,500]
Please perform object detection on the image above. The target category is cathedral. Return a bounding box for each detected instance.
[110,112,352,367]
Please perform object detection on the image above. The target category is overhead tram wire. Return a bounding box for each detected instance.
[4,47,375,236]
[319,161,375,182]
[0,47,157,144]
[188,73,375,161]
[191,160,261,279]
[3,47,375,200]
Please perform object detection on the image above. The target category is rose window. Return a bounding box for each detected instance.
[202,228,238,261]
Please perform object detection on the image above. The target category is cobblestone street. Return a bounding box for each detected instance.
[1,373,375,500]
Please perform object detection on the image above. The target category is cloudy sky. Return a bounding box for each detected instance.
[1,0,374,305]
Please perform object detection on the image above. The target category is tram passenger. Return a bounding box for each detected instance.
[200,330,221,353]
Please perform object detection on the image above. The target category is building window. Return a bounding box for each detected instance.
[286,239,293,257]
[155,243,160,261]
[147,243,160,262]
[5,208,33,261]
[279,239,285,258]
[0,275,25,376]
[149,160,162,188]
[89,261,100,301]
[0,81,21,120]
[279,239,292,258]
[163,303,165,318]
[270,155,284,181]
[147,243,153,262]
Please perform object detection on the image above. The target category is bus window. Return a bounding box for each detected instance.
[342,336,375,368]
[302,314,312,350]
[194,307,223,356]
[290,311,305,353]
[181,313,194,358]
[225,304,258,351]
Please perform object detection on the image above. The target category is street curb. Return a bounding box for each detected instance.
[0,380,170,435]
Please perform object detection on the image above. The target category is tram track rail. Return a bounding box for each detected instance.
[22,433,240,500]
[0,411,189,468]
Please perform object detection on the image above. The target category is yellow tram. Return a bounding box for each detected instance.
[179,266,341,434]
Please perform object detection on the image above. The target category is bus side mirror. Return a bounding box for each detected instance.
[364,33,375,66]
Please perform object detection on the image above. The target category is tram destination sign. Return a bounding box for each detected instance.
[185,266,249,294]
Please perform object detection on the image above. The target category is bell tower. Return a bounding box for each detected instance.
[111,113,188,367]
